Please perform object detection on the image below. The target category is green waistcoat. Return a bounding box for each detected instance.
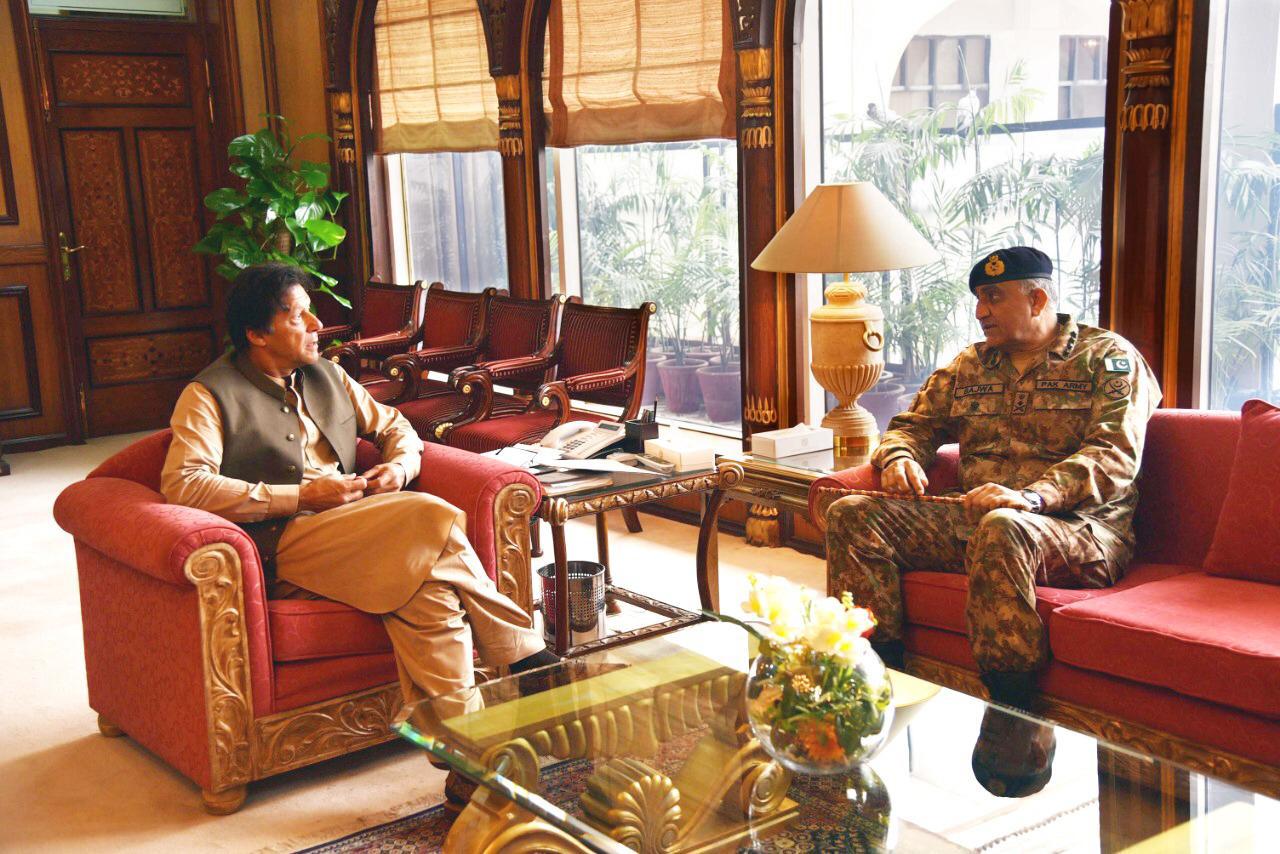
[194,350,357,559]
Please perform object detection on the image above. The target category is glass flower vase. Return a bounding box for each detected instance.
[745,645,894,776]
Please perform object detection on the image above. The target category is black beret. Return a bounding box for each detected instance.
[969,246,1053,293]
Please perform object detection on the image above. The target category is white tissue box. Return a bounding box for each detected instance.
[644,438,716,472]
[750,424,834,458]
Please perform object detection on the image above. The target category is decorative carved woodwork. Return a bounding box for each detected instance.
[50,52,189,106]
[255,684,402,776]
[1102,0,1206,406]
[0,285,41,420]
[494,481,538,615]
[137,130,208,309]
[184,543,255,795]
[495,74,524,157]
[87,331,214,387]
[737,47,773,150]
[330,90,356,165]
[61,130,139,315]
[905,654,1280,799]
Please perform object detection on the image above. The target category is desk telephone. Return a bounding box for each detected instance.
[540,420,627,459]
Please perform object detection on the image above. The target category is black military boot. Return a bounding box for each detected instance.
[980,670,1038,712]
[871,639,906,671]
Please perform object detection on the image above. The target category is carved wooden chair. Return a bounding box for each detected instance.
[439,301,656,555]
[319,277,429,402]
[387,293,569,442]
[53,430,540,814]
[438,301,656,453]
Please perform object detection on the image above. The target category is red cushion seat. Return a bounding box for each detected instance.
[902,562,1191,636]
[448,410,604,454]
[268,599,392,662]
[1050,572,1280,718]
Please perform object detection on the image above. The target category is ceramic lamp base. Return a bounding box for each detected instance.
[820,402,878,462]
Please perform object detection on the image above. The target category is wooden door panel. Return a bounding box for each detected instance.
[0,283,40,420]
[136,129,209,310]
[36,18,219,437]
[49,51,191,108]
[61,128,140,316]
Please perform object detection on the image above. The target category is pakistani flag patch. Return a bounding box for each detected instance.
[1104,356,1131,373]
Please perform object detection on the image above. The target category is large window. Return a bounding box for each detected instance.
[384,152,508,292]
[547,141,741,434]
[1203,0,1280,410]
[1059,35,1108,120]
[890,35,990,120]
[819,0,1108,431]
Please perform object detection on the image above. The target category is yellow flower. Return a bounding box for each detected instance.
[791,673,814,695]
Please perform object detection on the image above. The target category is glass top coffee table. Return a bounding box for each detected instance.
[393,622,1276,853]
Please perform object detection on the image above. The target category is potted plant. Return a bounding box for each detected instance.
[696,281,742,423]
[195,117,350,308]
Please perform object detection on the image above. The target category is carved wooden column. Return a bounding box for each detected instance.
[1102,0,1207,405]
[321,0,376,299]
[481,0,546,300]
[732,0,801,444]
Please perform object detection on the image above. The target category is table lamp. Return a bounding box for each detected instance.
[752,182,939,455]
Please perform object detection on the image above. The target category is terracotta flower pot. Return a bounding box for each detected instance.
[657,358,707,414]
[696,362,741,423]
[641,352,665,404]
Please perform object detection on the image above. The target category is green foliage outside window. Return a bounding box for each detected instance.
[1213,130,1280,408]
[826,62,1104,383]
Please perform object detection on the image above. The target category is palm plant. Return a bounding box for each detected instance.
[1213,130,1280,406]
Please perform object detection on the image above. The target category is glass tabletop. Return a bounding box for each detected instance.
[393,622,1276,852]
[536,465,718,504]
[723,448,867,481]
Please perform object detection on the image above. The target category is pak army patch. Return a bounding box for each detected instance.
[1102,377,1131,400]
[1104,356,1131,373]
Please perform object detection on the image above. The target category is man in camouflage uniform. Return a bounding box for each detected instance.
[826,246,1160,710]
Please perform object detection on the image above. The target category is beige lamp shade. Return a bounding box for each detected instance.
[751,182,938,273]
[751,183,938,459]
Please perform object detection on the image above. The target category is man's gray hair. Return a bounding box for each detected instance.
[1018,277,1057,305]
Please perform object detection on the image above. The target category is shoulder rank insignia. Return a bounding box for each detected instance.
[1104,356,1131,373]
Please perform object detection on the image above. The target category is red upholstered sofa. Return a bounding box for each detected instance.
[53,430,541,813]
[810,409,1280,792]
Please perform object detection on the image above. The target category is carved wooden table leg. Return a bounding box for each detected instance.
[696,489,727,612]
[547,500,571,656]
[201,785,246,815]
[744,501,781,547]
[596,513,622,615]
[622,506,643,532]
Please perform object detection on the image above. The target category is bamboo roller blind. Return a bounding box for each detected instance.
[543,0,735,147]
[373,0,499,153]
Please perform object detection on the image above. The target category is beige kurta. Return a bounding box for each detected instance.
[161,358,543,703]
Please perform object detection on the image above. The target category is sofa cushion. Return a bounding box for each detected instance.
[1204,399,1280,584]
[273,653,400,713]
[1050,573,1280,718]
[902,562,1191,636]
[268,599,392,662]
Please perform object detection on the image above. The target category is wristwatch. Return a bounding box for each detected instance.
[1020,489,1045,514]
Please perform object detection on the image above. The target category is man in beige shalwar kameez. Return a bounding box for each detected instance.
[161,264,555,721]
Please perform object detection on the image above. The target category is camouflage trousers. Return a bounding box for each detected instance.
[826,495,1126,673]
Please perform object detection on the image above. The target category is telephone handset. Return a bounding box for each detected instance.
[540,420,627,459]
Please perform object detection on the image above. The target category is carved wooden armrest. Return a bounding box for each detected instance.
[532,381,573,429]
[382,344,483,403]
[434,365,498,440]
[318,323,356,344]
[562,367,629,394]
[482,353,556,383]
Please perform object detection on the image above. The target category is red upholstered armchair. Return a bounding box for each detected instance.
[388,293,568,441]
[320,277,429,401]
[439,300,656,453]
[53,430,541,814]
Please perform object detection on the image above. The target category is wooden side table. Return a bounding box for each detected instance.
[720,447,870,547]
[538,461,744,656]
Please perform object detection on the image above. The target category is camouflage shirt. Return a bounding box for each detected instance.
[872,314,1161,550]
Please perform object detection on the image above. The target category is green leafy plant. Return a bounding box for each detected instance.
[195,117,350,307]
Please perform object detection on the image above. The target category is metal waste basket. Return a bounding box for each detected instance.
[537,561,607,646]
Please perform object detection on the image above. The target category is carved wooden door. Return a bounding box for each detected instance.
[33,18,220,436]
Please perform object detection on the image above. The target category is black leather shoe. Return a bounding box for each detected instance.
[980,670,1039,711]
[971,706,1057,798]
[443,770,478,814]
[510,648,561,674]
[871,639,906,671]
